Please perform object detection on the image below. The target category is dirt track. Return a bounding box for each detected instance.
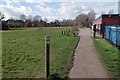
[69,28,110,78]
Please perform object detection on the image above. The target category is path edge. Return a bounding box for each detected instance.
[67,36,80,78]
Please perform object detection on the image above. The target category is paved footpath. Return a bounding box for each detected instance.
[69,28,110,78]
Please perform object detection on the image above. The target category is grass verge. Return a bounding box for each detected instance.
[94,38,119,78]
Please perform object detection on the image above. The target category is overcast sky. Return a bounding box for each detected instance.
[0,0,119,21]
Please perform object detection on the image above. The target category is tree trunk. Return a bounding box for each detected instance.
[0,19,2,30]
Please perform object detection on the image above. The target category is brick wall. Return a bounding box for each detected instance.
[102,15,120,26]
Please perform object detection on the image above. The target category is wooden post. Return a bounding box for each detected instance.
[45,35,50,79]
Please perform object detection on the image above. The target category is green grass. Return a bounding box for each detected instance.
[94,38,119,78]
[2,27,79,78]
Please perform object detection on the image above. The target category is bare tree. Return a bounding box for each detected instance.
[33,15,42,27]
[43,18,49,27]
[0,12,4,20]
[25,15,33,27]
[33,15,41,21]
[43,17,48,22]
[0,12,5,30]
[19,14,26,22]
[28,15,33,20]
[75,9,96,27]
[87,9,96,27]
[76,14,88,27]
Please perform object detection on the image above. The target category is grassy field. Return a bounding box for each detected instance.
[2,27,79,78]
[94,38,119,78]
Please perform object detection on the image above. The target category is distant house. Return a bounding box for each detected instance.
[2,20,9,30]
[93,14,120,30]
[1,19,25,30]
[7,19,16,28]
[7,19,24,28]
[16,20,24,27]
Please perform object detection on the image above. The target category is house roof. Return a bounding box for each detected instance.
[96,14,120,21]
[102,14,120,18]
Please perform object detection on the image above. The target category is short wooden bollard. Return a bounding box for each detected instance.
[45,35,50,79]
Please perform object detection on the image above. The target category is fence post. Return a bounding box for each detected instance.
[109,28,111,42]
[102,24,105,38]
[116,26,117,46]
[45,35,50,79]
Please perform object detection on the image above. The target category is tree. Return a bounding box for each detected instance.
[33,15,42,27]
[24,20,32,27]
[62,19,75,27]
[76,14,88,27]
[43,18,49,27]
[25,15,33,27]
[75,9,96,27]
[87,9,96,27]
[43,18,48,22]
[28,15,33,20]
[33,15,41,21]
[0,12,4,20]
[0,12,5,30]
[54,20,60,26]
[19,14,26,22]
[19,14,26,27]
[62,19,70,27]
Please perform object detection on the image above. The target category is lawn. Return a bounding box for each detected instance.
[94,38,119,78]
[2,27,79,78]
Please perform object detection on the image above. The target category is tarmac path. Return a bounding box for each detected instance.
[69,28,110,78]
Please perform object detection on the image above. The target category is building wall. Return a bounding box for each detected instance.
[102,16,120,26]
[94,18,102,30]
[96,18,102,30]
[93,14,120,32]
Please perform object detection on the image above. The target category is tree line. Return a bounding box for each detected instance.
[0,9,96,30]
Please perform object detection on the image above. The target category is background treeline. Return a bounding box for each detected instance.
[0,10,96,30]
